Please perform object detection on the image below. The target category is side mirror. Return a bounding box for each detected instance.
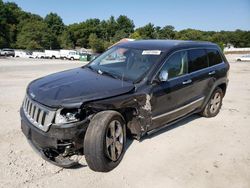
[158,70,169,82]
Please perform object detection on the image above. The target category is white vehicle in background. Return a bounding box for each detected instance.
[32,52,46,59]
[236,54,250,61]
[15,50,32,58]
[60,49,76,59]
[66,51,81,60]
[44,50,60,59]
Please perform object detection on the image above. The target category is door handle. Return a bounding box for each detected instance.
[182,79,192,85]
[208,71,216,75]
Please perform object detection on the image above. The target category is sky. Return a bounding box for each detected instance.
[4,0,250,31]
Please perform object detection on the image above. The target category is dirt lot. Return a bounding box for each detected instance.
[0,56,250,188]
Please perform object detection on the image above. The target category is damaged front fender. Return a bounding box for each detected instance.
[84,92,153,139]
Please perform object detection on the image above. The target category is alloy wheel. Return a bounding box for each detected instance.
[105,120,124,161]
[210,92,221,114]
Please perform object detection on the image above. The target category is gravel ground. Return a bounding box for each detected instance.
[0,56,249,188]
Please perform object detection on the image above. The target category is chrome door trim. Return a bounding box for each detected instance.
[152,97,205,120]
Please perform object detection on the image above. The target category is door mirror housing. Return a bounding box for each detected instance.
[158,70,169,82]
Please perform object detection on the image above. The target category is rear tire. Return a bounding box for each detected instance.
[201,87,223,117]
[84,110,126,172]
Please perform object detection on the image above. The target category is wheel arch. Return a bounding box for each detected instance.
[200,78,228,111]
[86,106,141,139]
[217,83,227,97]
[84,96,149,140]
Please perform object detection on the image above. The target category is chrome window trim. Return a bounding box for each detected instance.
[151,47,224,83]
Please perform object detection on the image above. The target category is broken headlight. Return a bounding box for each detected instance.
[55,108,80,124]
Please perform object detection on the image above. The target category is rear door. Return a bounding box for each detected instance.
[187,49,214,102]
[150,48,214,130]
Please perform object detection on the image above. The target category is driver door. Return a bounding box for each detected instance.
[149,50,197,130]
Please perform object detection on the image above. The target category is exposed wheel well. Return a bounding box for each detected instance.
[217,83,227,97]
[116,107,142,138]
[87,105,140,138]
[117,108,136,124]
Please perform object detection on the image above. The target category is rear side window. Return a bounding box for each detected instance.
[188,49,208,73]
[207,49,223,66]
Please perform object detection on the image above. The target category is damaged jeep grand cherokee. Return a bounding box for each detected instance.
[20,40,229,172]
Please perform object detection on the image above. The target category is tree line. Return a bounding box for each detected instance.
[1,0,250,53]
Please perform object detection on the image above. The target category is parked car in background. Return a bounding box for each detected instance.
[0,48,15,57]
[44,50,60,59]
[60,49,76,59]
[15,50,33,58]
[66,51,81,60]
[32,52,46,59]
[236,54,250,61]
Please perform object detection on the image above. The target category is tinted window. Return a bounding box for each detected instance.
[188,49,208,72]
[207,49,223,66]
[161,51,188,79]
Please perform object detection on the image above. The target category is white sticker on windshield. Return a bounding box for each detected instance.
[142,50,161,55]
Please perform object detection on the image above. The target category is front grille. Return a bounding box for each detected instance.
[22,95,56,132]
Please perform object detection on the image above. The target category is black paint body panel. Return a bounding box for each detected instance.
[21,40,229,150]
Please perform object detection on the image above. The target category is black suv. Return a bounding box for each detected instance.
[20,40,229,172]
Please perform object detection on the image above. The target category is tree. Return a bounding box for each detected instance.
[1,0,250,51]
[177,29,203,40]
[44,13,64,35]
[16,19,53,50]
[105,16,117,40]
[130,31,142,40]
[0,1,20,48]
[88,33,105,53]
[112,30,128,43]
[116,15,134,35]
[0,0,9,48]
[132,23,157,39]
[157,25,176,39]
[44,13,65,49]
[59,29,74,49]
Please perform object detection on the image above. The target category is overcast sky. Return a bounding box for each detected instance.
[4,0,250,31]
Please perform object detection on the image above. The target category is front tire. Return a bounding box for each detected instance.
[84,111,126,172]
[201,87,223,117]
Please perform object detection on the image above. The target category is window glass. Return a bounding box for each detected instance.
[188,49,208,72]
[161,51,188,79]
[100,48,127,65]
[89,47,164,82]
[207,49,223,66]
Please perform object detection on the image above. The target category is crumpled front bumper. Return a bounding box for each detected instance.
[20,107,88,167]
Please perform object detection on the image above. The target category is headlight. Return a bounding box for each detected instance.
[55,108,80,124]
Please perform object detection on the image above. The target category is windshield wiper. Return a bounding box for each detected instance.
[88,66,130,81]
[99,70,120,80]
[87,65,98,73]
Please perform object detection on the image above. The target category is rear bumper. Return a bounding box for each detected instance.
[20,107,88,167]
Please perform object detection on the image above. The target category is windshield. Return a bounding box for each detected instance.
[88,47,165,82]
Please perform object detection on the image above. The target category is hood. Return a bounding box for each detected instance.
[27,67,134,108]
